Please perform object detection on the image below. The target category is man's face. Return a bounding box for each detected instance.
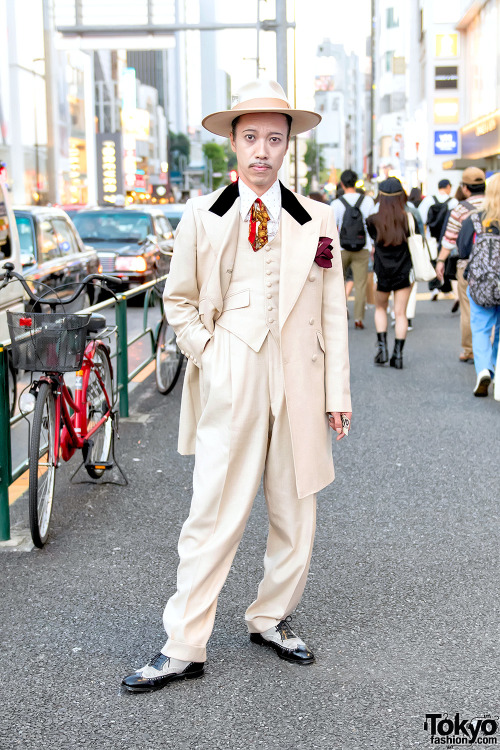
[443,184,451,195]
[230,113,289,195]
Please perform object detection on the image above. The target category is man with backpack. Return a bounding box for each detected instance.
[436,167,486,362]
[418,179,458,299]
[333,169,375,329]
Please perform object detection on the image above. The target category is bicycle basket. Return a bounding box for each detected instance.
[7,312,92,372]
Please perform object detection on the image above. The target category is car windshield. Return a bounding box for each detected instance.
[73,212,152,243]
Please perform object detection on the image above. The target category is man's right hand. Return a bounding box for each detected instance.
[435,259,445,282]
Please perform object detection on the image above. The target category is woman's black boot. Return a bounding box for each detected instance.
[374,332,388,365]
[390,338,405,369]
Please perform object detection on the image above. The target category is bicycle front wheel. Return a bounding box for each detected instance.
[155,318,184,395]
[84,343,113,479]
[29,381,57,548]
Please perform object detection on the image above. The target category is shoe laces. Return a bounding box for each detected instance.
[275,616,295,641]
[147,653,170,671]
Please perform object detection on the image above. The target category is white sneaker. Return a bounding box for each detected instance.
[473,369,491,397]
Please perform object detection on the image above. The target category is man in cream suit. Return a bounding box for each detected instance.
[123,80,352,692]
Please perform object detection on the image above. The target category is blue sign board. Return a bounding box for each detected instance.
[434,130,459,155]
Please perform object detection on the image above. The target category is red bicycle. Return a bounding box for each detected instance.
[1,262,122,547]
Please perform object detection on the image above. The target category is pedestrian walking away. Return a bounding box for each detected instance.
[436,167,487,363]
[333,169,375,330]
[418,178,458,298]
[122,79,352,693]
[456,173,500,397]
[366,177,420,369]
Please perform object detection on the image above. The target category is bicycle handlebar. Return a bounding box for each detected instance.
[0,261,122,306]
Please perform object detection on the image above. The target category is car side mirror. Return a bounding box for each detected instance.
[21,252,36,267]
[137,233,156,246]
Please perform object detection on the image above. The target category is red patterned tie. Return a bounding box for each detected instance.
[248,198,270,251]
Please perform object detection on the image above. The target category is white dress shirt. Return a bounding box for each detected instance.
[238,179,281,244]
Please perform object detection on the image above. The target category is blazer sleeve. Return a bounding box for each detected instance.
[163,200,212,367]
[322,208,352,413]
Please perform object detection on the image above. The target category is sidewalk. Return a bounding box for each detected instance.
[1,297,499,750]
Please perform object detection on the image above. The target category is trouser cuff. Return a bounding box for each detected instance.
[162,637,207,663]
[246,616,281,634]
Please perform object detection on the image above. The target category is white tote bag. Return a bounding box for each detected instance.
[407,212,436,282]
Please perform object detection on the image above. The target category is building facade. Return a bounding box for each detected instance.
[314,40,365,178]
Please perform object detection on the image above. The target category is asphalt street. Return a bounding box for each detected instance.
[1,294,499,750]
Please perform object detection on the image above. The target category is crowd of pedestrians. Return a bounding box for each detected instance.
[331,168,500,398]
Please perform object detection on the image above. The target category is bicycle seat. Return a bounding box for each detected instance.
[87,314,107,335]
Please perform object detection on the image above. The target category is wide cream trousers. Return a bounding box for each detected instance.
[162,325,317,663]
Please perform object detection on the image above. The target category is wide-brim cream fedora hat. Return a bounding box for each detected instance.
[202,79,321,138]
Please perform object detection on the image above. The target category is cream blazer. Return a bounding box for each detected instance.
[163,181,351,498]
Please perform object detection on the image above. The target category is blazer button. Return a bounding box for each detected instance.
[309,318,314,325]
[312,354,318,362]
[267,293,272,299]
[268,305,273,311]
[309,274,316,282]
[266,282,272,287]
[266,258,272,264]
[268,318,274,324]
[266,270,272,275]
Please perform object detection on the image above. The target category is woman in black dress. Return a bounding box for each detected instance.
[366,177,421,369]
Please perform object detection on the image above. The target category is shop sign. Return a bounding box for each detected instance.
[96,133,124,204]
[434,131,458,155]
[435,34,458,58]
[461,110,500,159]
[433,98,459,124]
[434,66,458,90]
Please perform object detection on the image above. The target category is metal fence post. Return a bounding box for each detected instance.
[0,346,11,541]
[115,295,129,418]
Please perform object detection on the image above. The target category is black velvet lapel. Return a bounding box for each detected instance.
[280,183,312,225]
[208,179,312,225]
[209,181,240,216]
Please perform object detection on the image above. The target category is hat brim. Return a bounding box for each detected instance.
[202,108,321,138]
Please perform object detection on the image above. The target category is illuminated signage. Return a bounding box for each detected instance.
[461,110,500,159]
[96,133,124,205]
[434,66,458,90]
[434,131,458,155]
[436,34,458,58]
[433,98,459,124]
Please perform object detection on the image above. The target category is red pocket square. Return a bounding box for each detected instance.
[315,237,333,268]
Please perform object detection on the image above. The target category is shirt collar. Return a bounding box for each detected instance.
[238,179,281,222]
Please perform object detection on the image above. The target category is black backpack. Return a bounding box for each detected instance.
[427,196,451,239]
[339,195,366,251]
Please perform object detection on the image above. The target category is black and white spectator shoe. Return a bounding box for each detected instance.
[122,652,205,692]
[250,617,315,665]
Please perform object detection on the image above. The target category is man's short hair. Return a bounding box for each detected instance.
[231,113,292,140]
[464,182,486,195]
[438,179,451,190]
[340,169,358,189]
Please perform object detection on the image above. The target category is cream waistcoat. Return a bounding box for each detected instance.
[216,215,281,351]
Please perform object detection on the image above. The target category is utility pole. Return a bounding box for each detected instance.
[275,0,288,94]
[370,0,376,179]
[43,0,60,204]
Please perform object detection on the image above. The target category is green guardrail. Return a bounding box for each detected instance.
[0,274,168,542]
